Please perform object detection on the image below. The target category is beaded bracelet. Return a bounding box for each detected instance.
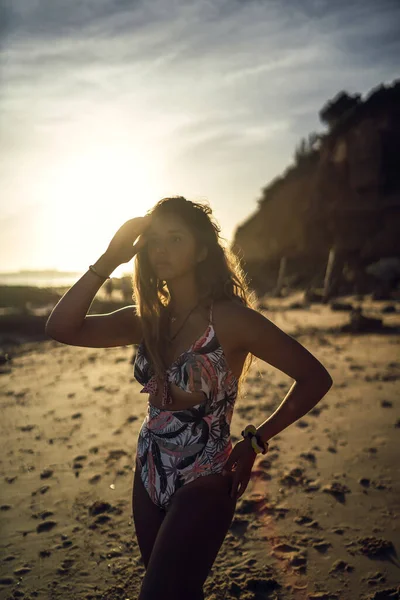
[241,424,269,455]
[88,264,111,280]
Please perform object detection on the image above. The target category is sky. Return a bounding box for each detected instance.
[0,0,399,277]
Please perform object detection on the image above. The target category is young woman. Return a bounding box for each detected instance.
[46,196,332,600]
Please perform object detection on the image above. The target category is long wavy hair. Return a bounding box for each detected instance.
[131,196,258,398]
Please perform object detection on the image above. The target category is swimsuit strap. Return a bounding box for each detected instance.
[209,300,214,326]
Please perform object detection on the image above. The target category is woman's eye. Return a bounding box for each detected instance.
[147,236,181,246]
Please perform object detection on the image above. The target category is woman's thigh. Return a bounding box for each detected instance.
[138,472,237,600]
[132,466,167,569]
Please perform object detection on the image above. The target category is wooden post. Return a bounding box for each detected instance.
[275,257,286,297]
[323,246,344,302]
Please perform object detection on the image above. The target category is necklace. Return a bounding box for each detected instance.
[166,302,200,343]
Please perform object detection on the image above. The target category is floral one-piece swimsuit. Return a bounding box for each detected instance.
[133,300,239,511]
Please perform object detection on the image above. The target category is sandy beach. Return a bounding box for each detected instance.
[1,292,399,600]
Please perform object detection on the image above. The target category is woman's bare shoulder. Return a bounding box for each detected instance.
[214,297,254,317]
[213,298,256,345]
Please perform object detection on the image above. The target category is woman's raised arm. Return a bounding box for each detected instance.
[45,215,151,347]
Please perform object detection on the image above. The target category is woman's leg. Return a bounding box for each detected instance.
[137,472,237,600]
[132,466,167,568]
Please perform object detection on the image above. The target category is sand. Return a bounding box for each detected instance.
[0,293,399,600]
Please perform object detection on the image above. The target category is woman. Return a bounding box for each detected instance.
[46,196,333,600]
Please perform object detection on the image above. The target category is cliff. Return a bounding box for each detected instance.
[232,79,400,295]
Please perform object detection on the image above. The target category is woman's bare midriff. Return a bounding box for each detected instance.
[148,380,208,411]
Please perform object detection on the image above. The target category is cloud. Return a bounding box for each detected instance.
[0,0,399,270]
[1,0,398,141]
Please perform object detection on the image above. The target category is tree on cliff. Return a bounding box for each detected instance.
[319,91,361,131]
[293,131,322,165]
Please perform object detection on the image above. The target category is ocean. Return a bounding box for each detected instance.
[0,273,83,288]
[0,270,129,288]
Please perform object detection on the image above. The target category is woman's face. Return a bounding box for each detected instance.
[144,212,205,279]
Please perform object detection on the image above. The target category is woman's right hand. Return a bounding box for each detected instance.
[104,215,151,265]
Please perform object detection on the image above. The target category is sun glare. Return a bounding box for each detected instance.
[39,142,164,273]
